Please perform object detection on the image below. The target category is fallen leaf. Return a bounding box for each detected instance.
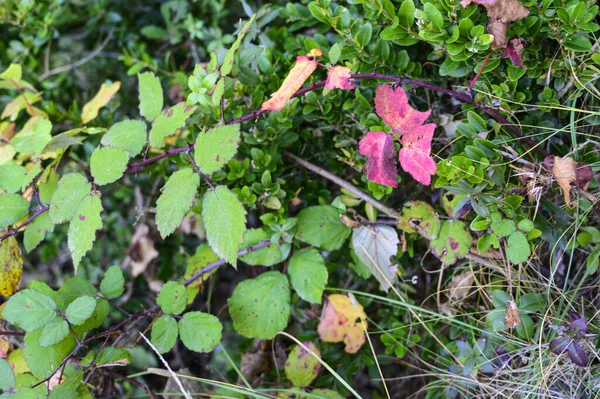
[358,131,398,187]
[240,340,286,385]
[0,236,23,296]
[325,66,355,90]
[399,124,437,185]
[504,299,521,328]
[502,37,526,67]
[262,55,318,111]
[127,223,159,277]
[460,0,529,49]
[351,225,399,292]
[374,84,431,135]
[548,156,593,206]
[317,294,367,354]
[81,82,121,124]
[448,271,475,301]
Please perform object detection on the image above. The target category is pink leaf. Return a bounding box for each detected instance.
[325,66,355,90]
[358,131,398,188]
[399,124,437,185]
[502,37,526,67]
[374,84,431,135]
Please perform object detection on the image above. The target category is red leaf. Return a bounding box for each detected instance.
[374,84,431,135]
[261,55,318,111]
[325,66,355,90]
[502,37,526,67]
[358,131,398,188]
[399,124,437,185]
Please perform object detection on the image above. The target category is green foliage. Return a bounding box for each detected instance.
[178,312,223,353]
[156,168,200,238]
[3,289,57,332]
[194,124,241,174]
[90,146,130,185]
[288,248,328,303]
[149,103,196,148]
[100,265,125,300]
[157,281,187,315]
[138,72,164,121]
[296,206,351,251]
[151,315,178,354]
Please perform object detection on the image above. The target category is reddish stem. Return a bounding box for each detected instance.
[469,52,492,91]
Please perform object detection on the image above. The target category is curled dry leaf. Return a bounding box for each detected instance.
[325,66,355,90]
[502,37,526,67]
[127,223,159,277]
[317,294,368,354]
[546,155,593,206]
[504,299,521,329]
[448,270,475,302]
[460,0,529,49]
[261,54,319,111]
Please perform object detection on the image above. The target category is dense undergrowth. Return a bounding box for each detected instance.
[0,0,599,398]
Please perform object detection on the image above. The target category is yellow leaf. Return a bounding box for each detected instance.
[8,348,29,375]
[81,82,121,124]
[261,56,318,111]
[317,294,368,354]
[0,236,23,296]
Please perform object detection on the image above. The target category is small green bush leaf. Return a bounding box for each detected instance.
[202,186,247,266]
[49,173,91,225]
[39,318,69,347]
[2,289,57,332]
[0,193,29,229]
[90,146,129,185]
[157,281,187,315]
[100,265,125,300]
[564,34,592,51]
[507,231,531,264]
[0,164,26,193]
[296,206,351,251]
[156,168,199,238]
[151,315,178,354]
[138,72,163,121]
[285,341,321,387]
[398,0,415,28]
[67,194,103,273]
[178,311,222,353]
[288,248,327,304]
[101,120,147,157]
[65,295,97,325]
[194,124,241,174]
[149,103,196,148]
[228,271,290,339]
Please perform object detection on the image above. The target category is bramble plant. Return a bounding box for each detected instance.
[0,0,599,397]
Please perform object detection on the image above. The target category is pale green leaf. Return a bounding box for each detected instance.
[96,347,131,367]
[138,72,163,121]
[65,295,97,325]
[24,211,54,252]
[220,14,256,76]
[0,64,22,82]
[507,231,531,264]
[49,173,91,224]
[10,117,52,156]
[430,220,471,265]
[101,119,147,157]
[39,170,58,206]
[0,164,26,193]
[351,225,399,292]
[39,318,69,347]
[296,206,351,251]
[0,358,15,390]
[0,193,29,229]
[23,329,76,378]
[67,194,103,273]
[202,185,247,266]
[178,311,222,353]
[288,248,327,303]
[100,265,125,299]
[194,124,240,174]
[239,228,283,266]
[156,168,199,238]
[2,289,57,332]
[184,243,220,287]
[149,103,196,148]
[228,271,290,339]
[151,315,178,354]
[21,162,42,191]
[90,146,129,185]
[285,342,321,387]
[157,281,187,315]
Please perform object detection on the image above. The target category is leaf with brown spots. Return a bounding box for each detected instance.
[261,54,319,111]
[0,236,23,296]
[317,294,368,354]
[285,341,321,387]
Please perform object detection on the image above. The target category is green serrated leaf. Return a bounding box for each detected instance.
[90,146,129,186]
[202,186,247,266]
[138,72,164,121]
[156,168,199,238]
[221,14,256,76]
[151,315,178,354]
[49,173,91,224]
[285,341,321,387]
[23,329,76,378]
[0,164,26,193]
[239,228,283,266]
[194,124,240,174]
[11,117,52,156]
[228,271,290,339]
[0,193,29,229]
[65,295,97,325]
[157,281,187,315]
[149,103,196,148]
[39,318,69,347]
[296,206,351,251]
[288,248,327,304]
[2,289,57,332]
[21,162,42,192]
[101,119,147,157]
[67,194,103,273]
[100,265,125,299]
[96,347,131,367]
[178,311,222,353]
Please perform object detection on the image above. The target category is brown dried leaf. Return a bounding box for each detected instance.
[548,156,592,206]
[127,223,158,277]
[448,271,475,301]
[504,299,521,329]
[317,294,368,354]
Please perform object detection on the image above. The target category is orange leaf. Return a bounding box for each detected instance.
[261,56,318,111]
[317,294,367,354]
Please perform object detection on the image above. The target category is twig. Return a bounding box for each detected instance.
[102,368,158,399]
[0,205,49,241]
[283,151,400,219]
[0,331,25,336]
